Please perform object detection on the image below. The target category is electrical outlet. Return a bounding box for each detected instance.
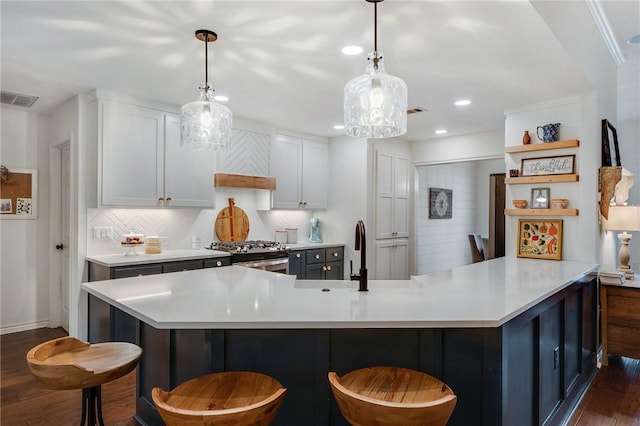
[92,227,113,240]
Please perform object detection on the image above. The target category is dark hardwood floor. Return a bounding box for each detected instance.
[1,327,137,425]
[1,327,639,425]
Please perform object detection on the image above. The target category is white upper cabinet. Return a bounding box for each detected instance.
[271,135,328,209]
[96,99,215,208]
[375,148,409,239]
[163,113,215,207]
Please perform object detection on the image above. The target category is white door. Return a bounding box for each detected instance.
[60,144,71,331]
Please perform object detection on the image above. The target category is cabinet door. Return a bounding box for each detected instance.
[375,149,410,239]
[301,140,328,209]
[305,263,325,280]
[325,261,343,280]
[101,101,164,206]
[288,251,306,279]
[271,136,303,209]
[375,151,394,239]
[163,114,216,207]
[375,239,409,280]
[393,155,410,238]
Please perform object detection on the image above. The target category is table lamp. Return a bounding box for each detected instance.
[606,205,640,279]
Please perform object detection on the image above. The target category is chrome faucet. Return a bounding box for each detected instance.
[350,220,368,291]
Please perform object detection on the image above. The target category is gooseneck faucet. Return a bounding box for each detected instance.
[350,220,368,291]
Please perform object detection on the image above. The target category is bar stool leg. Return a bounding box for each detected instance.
[81,386,104,426]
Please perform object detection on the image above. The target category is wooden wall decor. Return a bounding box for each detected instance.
[0,167,37,219]
[599,166,622,220]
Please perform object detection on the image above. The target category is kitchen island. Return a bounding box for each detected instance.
[82,258,598,426]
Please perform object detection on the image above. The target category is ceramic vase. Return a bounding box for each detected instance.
[523,130,531,145]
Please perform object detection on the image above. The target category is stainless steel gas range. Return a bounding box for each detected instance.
[206,240,290,274]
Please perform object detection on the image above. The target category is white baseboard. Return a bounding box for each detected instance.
[0,320,50,335]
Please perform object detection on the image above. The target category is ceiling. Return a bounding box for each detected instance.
[1,1,638,142]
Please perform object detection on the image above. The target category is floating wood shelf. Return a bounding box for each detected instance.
[214,173,276,190]
[505,174,579,185]
[505,139,579,154]
[504,208,579,216]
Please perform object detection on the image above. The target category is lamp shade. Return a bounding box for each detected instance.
[605,205,640,231]
[180,86,232,150]
[344,52,407,138]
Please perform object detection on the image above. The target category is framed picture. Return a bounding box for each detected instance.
[531,187,550,209]
[429,187,452,219]
[0,167,37,219]
[517,219,563,260]
[521,155,575,176]
[601,119,621,167]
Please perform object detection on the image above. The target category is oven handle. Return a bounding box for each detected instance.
[234,258,289,269]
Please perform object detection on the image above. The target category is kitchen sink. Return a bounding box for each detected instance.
[293,280,423,290]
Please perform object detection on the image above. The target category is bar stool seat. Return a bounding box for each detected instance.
[26,336,142,425]
[152,371,286,426]
[328,366,457,426]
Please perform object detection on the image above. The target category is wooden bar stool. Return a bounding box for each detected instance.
[328,366,457,426]
[151,371,286,425]
[26,336,142,426]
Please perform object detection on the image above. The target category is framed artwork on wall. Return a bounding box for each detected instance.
[601,119,621,167]
[429,187,452,219]
[517,219,563,260]
[531,187,550,209]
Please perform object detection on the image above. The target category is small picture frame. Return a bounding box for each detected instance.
[531,187,550,209]
[517,219,563,260]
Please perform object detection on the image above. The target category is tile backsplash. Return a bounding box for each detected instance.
[87,191,315,255]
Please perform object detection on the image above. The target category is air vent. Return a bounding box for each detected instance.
[1,90,39,108]
[407,107,425,115]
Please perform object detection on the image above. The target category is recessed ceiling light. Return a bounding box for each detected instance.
[342,45,363,55]
[333,124,345,130]
[214,95,229,102]
[627,34,640,45]
[454,99,472,106]
[435,129,447,134]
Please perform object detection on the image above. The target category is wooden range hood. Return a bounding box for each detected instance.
[214,173,276,191]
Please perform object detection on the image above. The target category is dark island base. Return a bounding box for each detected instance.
[88,275,597,425]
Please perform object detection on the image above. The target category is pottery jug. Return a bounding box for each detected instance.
[522,130,531,145]
[536,123,561,142]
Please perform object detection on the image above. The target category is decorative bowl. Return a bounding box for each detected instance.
[513,199,528,209]
[551,198,568,209]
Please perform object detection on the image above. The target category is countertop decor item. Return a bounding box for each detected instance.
[308,218,321,243]
[215,198,249,242]
[605,205,640,279]
[180,29,232,150]
[344,0,407,138]
[522,130,531,145]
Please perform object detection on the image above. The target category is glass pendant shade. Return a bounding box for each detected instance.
[180,85,232,150]
[344,51,407,138]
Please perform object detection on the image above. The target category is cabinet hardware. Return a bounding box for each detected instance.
[295,253,301,258]
[315,254,320,259]
[216,261,222,267]
[166,197,172,202]
[322,266,327,271]
[55,243,64,250]
[326,266,331,271]
[158,197,164,202]
[332,252,338,257]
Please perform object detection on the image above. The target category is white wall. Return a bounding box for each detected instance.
[411,129,505,165]
[616,118,640,272]
[0,106,51,333]
[504,94,599,263]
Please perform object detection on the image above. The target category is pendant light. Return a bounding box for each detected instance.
[344,0,407,138]
[180,29,233,150]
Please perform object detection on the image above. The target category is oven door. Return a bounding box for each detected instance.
[234,257,289,274]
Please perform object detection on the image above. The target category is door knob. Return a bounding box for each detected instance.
[55,243,64,250]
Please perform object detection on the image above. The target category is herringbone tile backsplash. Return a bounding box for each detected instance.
[87,194,313,255]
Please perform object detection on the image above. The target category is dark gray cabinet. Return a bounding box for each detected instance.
[288,251,306,278]
[303,246,344,280]
[88,257,230,281]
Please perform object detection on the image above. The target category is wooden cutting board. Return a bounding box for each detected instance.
[215,198,250,242]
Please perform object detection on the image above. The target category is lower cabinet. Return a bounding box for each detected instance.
[288,246,345,280]
[87,256,230,344]
[374,239,409,280]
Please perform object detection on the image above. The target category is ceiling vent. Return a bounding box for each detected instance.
[1,90,39,108]
[407,107,425,115]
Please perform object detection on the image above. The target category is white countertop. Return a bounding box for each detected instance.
[86,249,230,267]
[86,243,344,267]
[82,258,597,329]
